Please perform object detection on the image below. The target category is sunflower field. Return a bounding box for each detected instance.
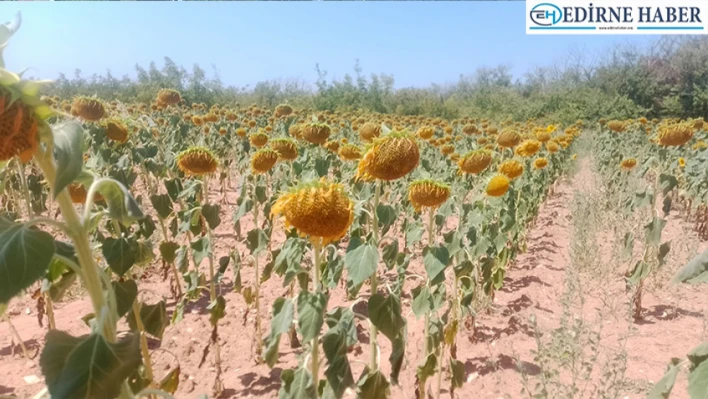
[3,13,708,399]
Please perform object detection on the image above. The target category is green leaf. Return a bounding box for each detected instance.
[255,185,268,204]
[158,366,180,394]
[247,228,269,255]
[53,121,85,198]
[622,232,634,259]
[92,178,145,226]
[322,313,355,398]
[345,237,379,289]
[376,204,396,234]
[265,298,294,368]
[164,178,183,202]
[658,241,671,267]
[450,359,465,389]
[0,219,55,303]
[315,158,330,177]
[149,194,173,220]
[381,240,398,270]
[659,173,679,196]
[297,291,327,343]
[279,367,316,399]
[368,293,405,341]
[423,245,449,285]
[389,334,405,385]
[208,296,226,327]
[688,358,708,399]
[40,331,142,399]
[175,245,189,273]
[644,217,666,246]
[416,353,437,382]
[411,285,432,319]
[672,248,708,285]
[688,341,708,367]
[190,236,211,268]
[47,270,77,302]
[102,236,138,277]
[159,241,180,264]
[127,300,168,340]
[201,204,221,230]
[357,369,390,399]
[111,280,137,318]
[646,358,681,399]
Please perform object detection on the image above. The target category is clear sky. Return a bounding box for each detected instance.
[0,2,657,89]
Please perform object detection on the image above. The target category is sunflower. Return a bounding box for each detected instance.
[497,129,521,148]
[535,130,551,142]
[462,124,478,135]
[486,175,510,197]
[71,97,105,121]
[271,179,353,245]
[356,131,420,181]
[176,146,219,176]
[288,124,302,138]
[607,120,626,133]
[408,180,450,212]
[515,139,541,157]
[339,144,362,161]
[270,138,299,161]
[301,122,331,145]
[441,144,455,156]
[359,122,381,142]
[274,104,293,118]
[105,119,129,143]
[498,159,524,180]
[325,140,340,153]
[417,126,434,140]
[249,131,269,148]
[156,89,181,106]
[533,157,548,169]
[250,148,279,174]
[678,157,686,168]
[458,149,492,175]
[620,158,637,170]
[546,141,560,153]
[658,123,693,146]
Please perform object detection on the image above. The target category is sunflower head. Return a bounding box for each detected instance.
[408,179,450,212]
[620,158,637,170]
[288,124,302,139]
[533,157,549,169]
[301,122,331,145]
[498,159,524,180]
[515,139,542,157]
[546,141,560,153]
[339,144,362,161]
[236,127,247,138]
[104,119,129,143]
[156,89,181,106]
[270,138,299,161]
[657,123,693,146]
[607,120,626,133]
[486,174,510,197]
[356,131,420,181]
[441,144,455,156]
[271,178,353,245]
[325,140,340,153]
[249,131,269,148]
[462,124,479,135]
[458,149,493,175]
[417,126,434,140]
[496,129,521,148]
[678,157,686,168]
[177,146,219,176]
[535,130,551,142]
[359,122,381,143]
[250,148,279,174]
[274,104,293,118]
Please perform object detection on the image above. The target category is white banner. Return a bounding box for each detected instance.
[526,0,708,34]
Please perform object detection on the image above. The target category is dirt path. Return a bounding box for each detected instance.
[1,156,707,399]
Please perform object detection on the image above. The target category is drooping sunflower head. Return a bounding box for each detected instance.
[620,158,637,170]
[408,179,451,212]
[176,146,219,176]
[458,149,493,175]
[301,122,331,145]
[515,139,542,157]
[325,140,340,153]
[356,131,420,181]
[486,174,510,197]
[71,96,106,121]
[270,138,299,161]
[271,179,353,245]
[156,89,181,106]
[678,157,686,168]
[607,120,626,133]
[274,104,293,118]
[236,127,247,138]
[657,123,694,147]
[359,122,381,143]
[496,129,521,148]
[533,157,549,169]
[535,130,551,142]
[288,123,302,139]
[417,126,434,140]
[441,144,455,156]
[339,144,362,161]
[462,124,479,135]
[104,119,129,143]
[249,131,269,148]
[250,148,279,174]
[498,159,524,180]
[546,141,560,153]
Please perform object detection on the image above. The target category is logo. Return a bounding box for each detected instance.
[526,0,708,35]
[530,3,563,26]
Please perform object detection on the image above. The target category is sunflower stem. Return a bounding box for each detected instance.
[367,180,382,371]
[131,300,155,385]
[14,157,33,220]
[311,239,322,399]
[251,180,263,358]
[4,314,29,360]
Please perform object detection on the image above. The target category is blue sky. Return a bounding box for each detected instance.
[0,2,656,89]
